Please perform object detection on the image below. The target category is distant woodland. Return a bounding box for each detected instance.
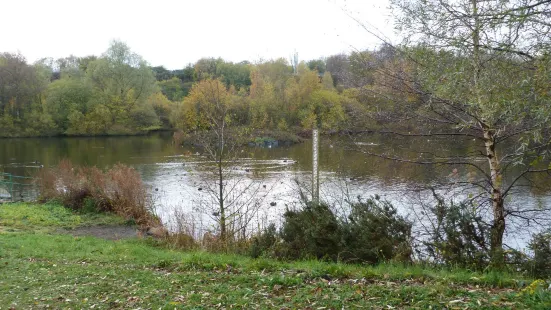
[0,40,383,138]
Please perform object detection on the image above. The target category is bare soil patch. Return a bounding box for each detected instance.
[62,225,138,240]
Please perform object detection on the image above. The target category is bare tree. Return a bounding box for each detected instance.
[186,78,271,243]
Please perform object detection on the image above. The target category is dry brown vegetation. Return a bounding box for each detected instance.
[37,159,160,227]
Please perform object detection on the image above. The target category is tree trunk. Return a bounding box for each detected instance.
[472,0,505,268]
[482,124,505,268]
[218,157,226,242]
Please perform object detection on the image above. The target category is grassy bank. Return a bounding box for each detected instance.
[1,204,550,309]
[0,203,128,233]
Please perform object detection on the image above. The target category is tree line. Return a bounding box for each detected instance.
[0,41,382,138]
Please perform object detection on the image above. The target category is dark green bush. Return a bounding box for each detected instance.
[275,196,412,264]
[279,203,343,261]
[503,230,551,278]
[421,197,490,269]
[528,230,551,278]
[341,195,412,263]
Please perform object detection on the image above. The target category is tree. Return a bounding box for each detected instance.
[157,77,185,101]
[151,66,174,81]
[194,58,223,80]
[147,92,175,128]
[216,61,252,91]
[184,79,266,243]
[173,64,195,83]
[77,55,98,73]
[300,90,346,131]
[321,72,335,90]
[0,53,47,119]
[255,58,293,100]
[249,71,277,128]
[326,54,350,88]
[362,0,551,267]
[45,78,92,131]
[86,40,156,126]
[307,58,326,74]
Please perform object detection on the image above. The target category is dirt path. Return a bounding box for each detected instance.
[62,225,138,240]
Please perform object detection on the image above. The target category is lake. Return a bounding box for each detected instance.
[1,131,549,248]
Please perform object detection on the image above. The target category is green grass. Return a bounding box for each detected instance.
[0,203,127,232]
[0,203,550,309]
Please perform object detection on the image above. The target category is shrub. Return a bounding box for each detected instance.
[279,203,343,261]
[275,197,412,263]
[528,230,551,278]
[421,198,490,269]
[37,159,159,227]
[341,195,412,263]
[249,223,278,258]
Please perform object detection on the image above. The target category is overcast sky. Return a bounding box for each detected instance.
[1,0,393,69]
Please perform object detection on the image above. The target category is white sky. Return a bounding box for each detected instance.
[1,0,393,69]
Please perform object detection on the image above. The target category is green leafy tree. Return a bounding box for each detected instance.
[194,58,223,80]
[129,103,160,130]
[86,40,156,127]
[157,77,185,101]
[45,79,93,131]
[379,0,551,267]
[173,64,195,83]
[300,90,346,130]
[307,58,326,74]
[255,58,293,99]
[151,66,174,81]
[216,61,252,90]
[249,69,277,128]
[148,92,176,128]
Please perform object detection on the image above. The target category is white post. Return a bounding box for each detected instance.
[312,127,319,204]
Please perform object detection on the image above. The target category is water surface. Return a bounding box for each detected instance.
[1,132,549,248]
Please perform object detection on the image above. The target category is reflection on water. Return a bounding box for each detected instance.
[1,132,550,248]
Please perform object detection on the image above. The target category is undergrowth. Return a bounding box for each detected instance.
[37,159,159,227]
